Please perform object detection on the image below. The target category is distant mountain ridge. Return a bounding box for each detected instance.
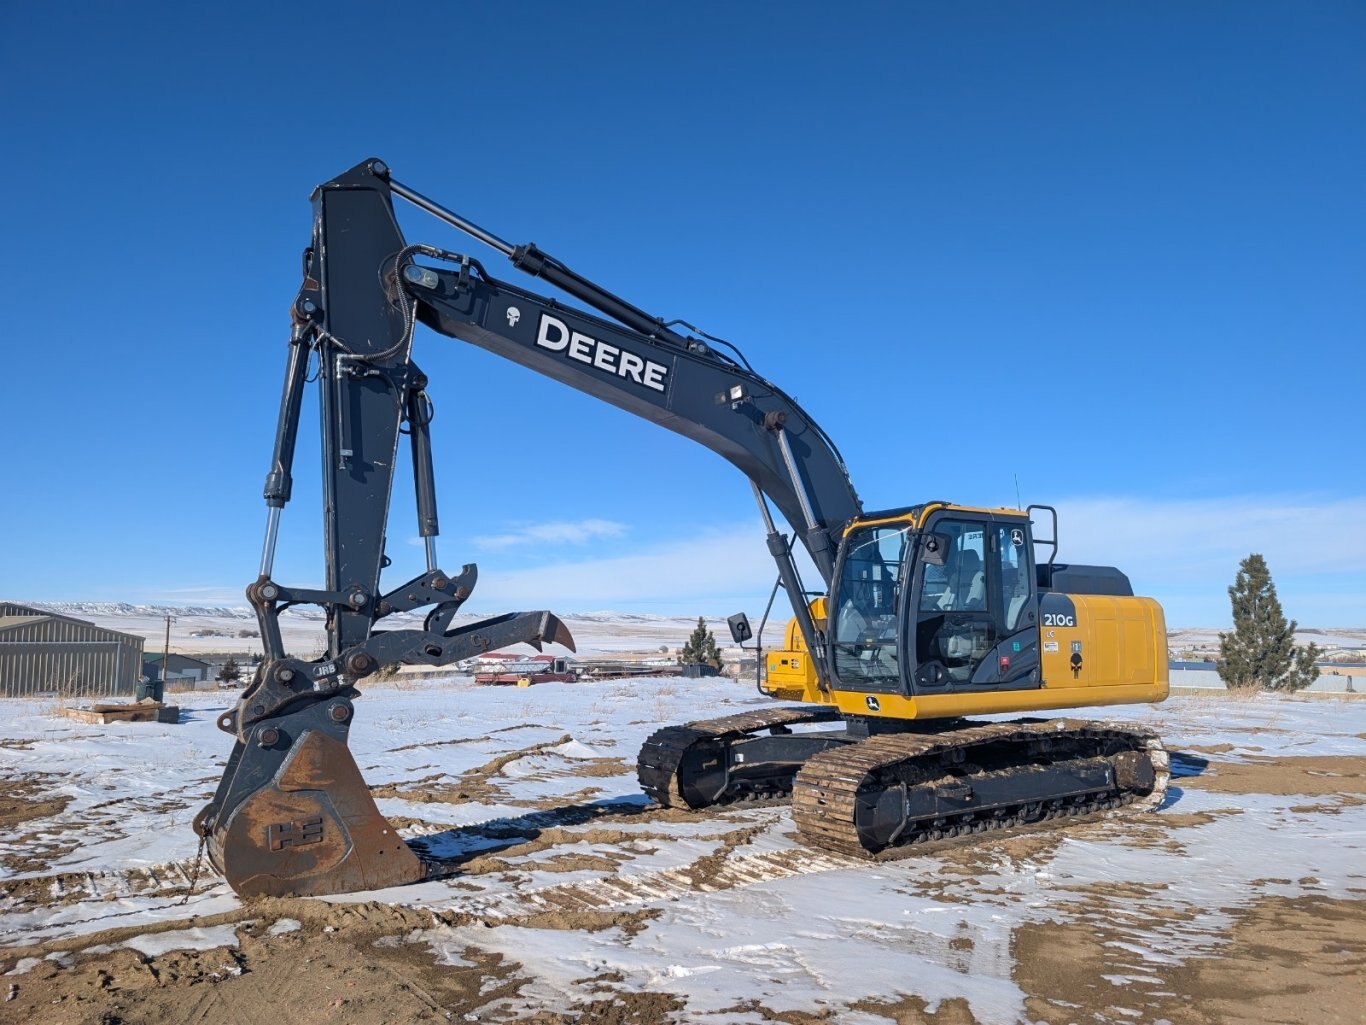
[17,601,1360,638]
[23,600,320,621]
[19,601,723,627]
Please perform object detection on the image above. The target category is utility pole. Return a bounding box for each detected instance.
[156,614,175,703]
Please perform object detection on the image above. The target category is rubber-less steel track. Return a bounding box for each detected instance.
[791,718,1169,859]
[637,705,843,808]
[638,709,1168,858]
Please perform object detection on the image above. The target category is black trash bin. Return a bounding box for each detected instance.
[135,678,164,702]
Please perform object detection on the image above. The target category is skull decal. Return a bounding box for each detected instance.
[506,306,522,327]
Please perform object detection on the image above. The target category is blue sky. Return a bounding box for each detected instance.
[2,2,1363,627]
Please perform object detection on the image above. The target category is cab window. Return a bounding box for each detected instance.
[914,519,992,684]
[996,524,1032,631]
[832,524,909,688]
[919,521,986,612]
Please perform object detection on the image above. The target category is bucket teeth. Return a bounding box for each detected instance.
[542,612,576,653]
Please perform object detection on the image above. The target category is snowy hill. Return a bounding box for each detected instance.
[14,600,780,657]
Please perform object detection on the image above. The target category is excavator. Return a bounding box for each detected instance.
[195,159,1169,898]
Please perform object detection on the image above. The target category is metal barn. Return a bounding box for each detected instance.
[0,602,145,697]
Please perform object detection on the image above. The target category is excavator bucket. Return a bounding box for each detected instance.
[196,612,576,898]
[195,694,426,898]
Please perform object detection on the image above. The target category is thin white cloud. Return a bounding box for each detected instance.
[465,495,1366,625]
[469,521,807,612]
[1050,494,1366,579]
[1047,494,1366,625]
[161,494,1366,626]
[472,518,629,551]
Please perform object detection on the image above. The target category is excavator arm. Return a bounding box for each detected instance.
[196,162,575,897]
[198,158,863,897]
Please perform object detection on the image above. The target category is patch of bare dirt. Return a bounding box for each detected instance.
[0,777,71,830]
[0,776,78,874]
[370,735,574,806]
[0,894,686,1024]
[385,735,483,753]
[552,755,631,778]
[526,850,631,873]
[1288,794,1366,814]
[670,821,770,890]
[1183,755,1366,796]
[516,906,661,937]
[1014,893,1366,1025]
[515,990,685,1024]
[0,923,524,1025]
[850,994,981,1024]
[712,998,838,1024]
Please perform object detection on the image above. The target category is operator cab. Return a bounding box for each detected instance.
[828,506,1041,696]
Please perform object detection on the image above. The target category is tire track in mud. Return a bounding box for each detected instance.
[0,831,866,958]
[370,734,574,805]
[449,823,866,920]
[0,857,205,909]
[386,721,563,754]
[3,823,866,942]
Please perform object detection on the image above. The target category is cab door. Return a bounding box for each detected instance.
[909,513,1041,694]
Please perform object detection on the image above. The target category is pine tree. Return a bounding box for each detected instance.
[218,656,242,684]
[1217,554,1321,692]
[679,616,722,671]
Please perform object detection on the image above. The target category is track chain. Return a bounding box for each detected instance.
[637,705,843,808]
[792,718,1169,859]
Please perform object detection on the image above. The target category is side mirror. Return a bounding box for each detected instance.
[921,532,949,566]
[727,612,753,645]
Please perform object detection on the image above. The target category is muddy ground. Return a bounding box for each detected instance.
[0,687,1362,1025]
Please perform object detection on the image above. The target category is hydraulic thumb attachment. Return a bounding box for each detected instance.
[194,609,574,898]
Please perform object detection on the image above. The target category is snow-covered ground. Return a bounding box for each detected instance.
[18,600,786,658]
[1,672,1363,1023]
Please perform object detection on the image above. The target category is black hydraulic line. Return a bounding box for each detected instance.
[662,320,757,373]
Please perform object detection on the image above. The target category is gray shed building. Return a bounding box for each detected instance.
[0,602,145,697]
[142,652,211,685]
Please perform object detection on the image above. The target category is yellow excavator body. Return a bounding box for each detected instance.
[765,593,1167,716]
[762,501,1168,716]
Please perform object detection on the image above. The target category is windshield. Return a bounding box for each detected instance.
[831,524,910,688]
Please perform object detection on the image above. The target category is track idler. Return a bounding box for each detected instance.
[196,610,575,898]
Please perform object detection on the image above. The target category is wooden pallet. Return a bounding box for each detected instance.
[63,701,181,724]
